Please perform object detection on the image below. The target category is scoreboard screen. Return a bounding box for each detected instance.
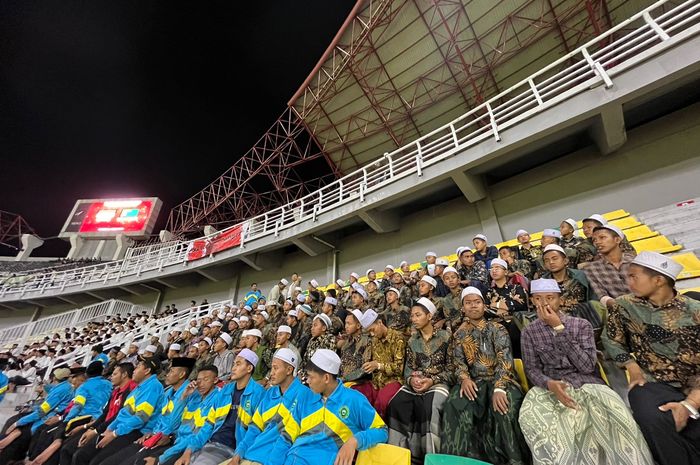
[60,198,162,239]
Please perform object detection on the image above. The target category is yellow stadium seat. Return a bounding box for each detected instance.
[632,236,682,254]
[598,362,610,386]
[674,253,700,280]
[610,216,641,230]
[681,286,700,294]
[514,358,529,392]
[603,209,630,221]
[623,225,658,243]
[357,444,411,465]
[425,454,492,465]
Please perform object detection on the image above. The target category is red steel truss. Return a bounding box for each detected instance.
[0,211,36,252]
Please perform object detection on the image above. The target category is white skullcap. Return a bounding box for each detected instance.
[420,275,437,288]
[385,265,395,271]
[247,329,263,339]
[456,246,469,256]
[594,224,625,239]
[366,269,375,276]
[237,348,259,367]
[202,337,213,346]
[442,266,458,276]
[399,261,408,267]
[543,244,567,256]
[351,283,368,300]
[285,299,293,306]
[280,278,289,286]
[530,279,561,294]
[226,313,233,318]
[259,311,269,321]
[288,309,299,318]
[461,287,484,301]
[490,258,508,270]
[309,279,319,288]
[239,315,250,322]
[473,234,488,242]
[243,305,252,311]
[274,348,299,369]
[367,280,379,287]
[632,251,682,280]
[119,347,129,355]
[563,218,577,230]
[218,333,233,346]
[310,349,341,375]
[313,313,332,330]
[277,325,292,334]
[360,309,379,329]
[386,287,400,296]
[435,258,449,266]
[299,304,314,316]
[350,309,364,322]
[583,214,607,225]
[543,228,562,239]
[350,272,360,280]
[210,321,223,327]
[336,279,346,287]
[324,296,338,306]
[232,318,240,325]
[189,327,199,335]
[415,297,437,315]
[145,345,157,353]
[169,343,181,351]
[425,251,437,258]
[296,294,306,303]
[516,229,528,238]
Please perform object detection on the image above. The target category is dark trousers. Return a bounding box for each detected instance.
[59,431,84,465]
[0,424,32,465]
[70,430,141,465]
[97,441,170,465]
[629,382,700,465]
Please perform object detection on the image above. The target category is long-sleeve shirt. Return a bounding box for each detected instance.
[452,318,517,390]
[0,372,7,402]
[521,315,603,389]
[404,329,454,387]
[92,381,137,433]
[155,382,190,435]
[213,350,235,380]
[340,334,371,383]
[65,376,113,424]
[17,380,73,432]
[368,328,406,389]
[282,382,387,465]
[442,287,465,330]
[108,374,164,437]
[583,252,635,300]
[485,282,528,315]
[235,378,311,465]
[474,245,499,269]
[602,293,700,389]
[458,262,489,286]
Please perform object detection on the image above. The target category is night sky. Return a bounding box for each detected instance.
[0,1,354,256]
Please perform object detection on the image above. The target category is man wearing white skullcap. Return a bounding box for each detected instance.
[515,229,542,273]
[320,296,344,336]
[211,333,235,379]
[485,257,528,358]
[456,247,489,291]
[440,265,465,331]
[472,233,498,269]
[383,286,411,337]
[583,223,636,310]
[267,279,289,308]
[560,218,583,250]
[188,336,215,381]
[283,349,387,465]
[416,275,446,329]
[440,286,529,463]
[298,314,337,383]
[385,296,452,463]
[365,279,385,314]
[339,310,372,386]
[240,329,270,383]
[350,282,369,311]
[602,252,700,465]
[275,325,302,365]
[228,348,311,465]
[519,279,653,465]
[578,214,636,264]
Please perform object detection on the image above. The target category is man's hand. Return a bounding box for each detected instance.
[44,416,60,426]
[492,390,509,415]
[626,363,646,391]
[409,376,422,392]
[362,361,379,373]
[136,433,152,445]
[6,422,16,434]
[334,436,358,465]
[96,430,116,449]
[143,457,157,465]
[78,429,97,448]
[659,402,690,432]
[182,381,197,400]
[536,303,562,328]
[67,425,86,437]
[227,455,241,465]
[174,449,192,465]
[156,434,171,447]
[459,378,478,401]
[547,380,576,409]
[415,377,434,394]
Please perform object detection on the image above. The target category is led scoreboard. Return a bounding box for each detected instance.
[59,198,162,239]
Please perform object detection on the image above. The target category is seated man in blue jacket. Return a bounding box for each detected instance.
[281,349,388,465]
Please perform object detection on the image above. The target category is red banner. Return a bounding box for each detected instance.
[186,224,243,262]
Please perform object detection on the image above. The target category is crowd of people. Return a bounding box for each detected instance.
[0,213,698,465]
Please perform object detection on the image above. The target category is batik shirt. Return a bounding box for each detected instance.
[509,259,533,280]
[442,288,464,330]
[458,262,489,285]
[404,329,454,387]
[395,284,415,309]
[381,305,411,338]
[485,283,528,316]
[340,333,371,382]
[561,235,584,250]
[368,291,386,313]
[602,293,700,389]
[541,269,590,312]
[518,245,542,267]
[452,318,517,390]
[299,333,337,382]
[369,328,406,389]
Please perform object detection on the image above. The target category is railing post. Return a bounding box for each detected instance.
[338,180,344,201]
[485,102,501,142]
[415,142,423,177]
[643,11,670,41]
[384,152,393,178]
[528,78,544,106]
[581,47,613,88]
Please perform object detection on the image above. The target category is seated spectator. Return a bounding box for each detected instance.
[472,234,498,269]
[417,275,446,329]
[240,329,270,384]
[602,252,700,465]
[366,280,385,313]
[441,287,529,465]
[386,298,453,465]
[485,258,528,358]
[298,314,336,384]
[382,287,411,337]
[515,229,542,270]
[389,269,413,308]
[583,224,634,311]
[274,325,301,364]
[519,279,652,465]
[320,296,344,336]
[339,310,371,385]
[440,266,464,331]
[379,265,394,292]
[281,350,387,465]
[560,218,583,249]
[190,338,214,381]
[499,245,533,283]
[578,214,637,265]
[456,247,489,291]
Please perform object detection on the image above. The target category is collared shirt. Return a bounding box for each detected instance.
[602,293,700,389]
[213,349,235,380]
[340,333,371,382]
[521,315,603,389]
[541,268,597,312]
[561,235,583,250]
[369,328,406,389]
[458,261,488,285]
[485,282,528,315]
[299,333,337,382]
[452,318,518,390]
[518,244,542,267]
[404,329,454,386]
[109,374,164,436]
[583,252,635,299]
[442,288,464,330]
[367,291,385,313]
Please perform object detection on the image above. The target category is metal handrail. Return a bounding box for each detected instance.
[1,0,698,299]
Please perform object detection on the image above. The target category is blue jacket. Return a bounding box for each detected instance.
[282,382,387,465]
[235,378,311,465]
[0,372,8,402]
[65,376,113,425]
[17,380,73,433]
[93,353,110,366]
[107,374,164,437]
[158,386,227,464]
[218,379,265,447]
[155,382,190,435]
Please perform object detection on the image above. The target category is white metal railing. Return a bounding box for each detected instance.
[0,299,154,348]
[1,0,698,300]
[40,300,229,381]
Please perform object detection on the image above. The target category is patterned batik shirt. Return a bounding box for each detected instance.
[583,252,635,300]
[540,270,589,312]
[442,288,464,330]
[381,305,411,338]
[458,262,489,285]
[369,328,406,389]
[452,318,518,390]
[602,293,700,389]
[509,259,533,280]
[298,333,337,382]
[518,245,542,267]
[340,333,371,382]
[368,291,386,313]
[561,235,584,250]
[485,283,528,315]
[404,329,454,386]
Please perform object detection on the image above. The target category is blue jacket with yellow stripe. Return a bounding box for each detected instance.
[107,374,164,437]
[0,372,8,402]
[282,382,387,465]
[154,381,189,435]
[235,377,311,465]
[65,376,113,426]
[158,386,227,464]
[219,379,265,448]
[17,380,73,433]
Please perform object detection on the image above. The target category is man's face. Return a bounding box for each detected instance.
[187,347,199,358]
[517,233,531,245]
[532,292,561,313]
[165,366,185,386]
[167,350,178,360]
[251,284,258,291]
[386,290,398,305]
[543,251,568,273]
[252,315,265,327]
[269,358,292,385]
[230,357,252,382]
[460,251,475,266]
[392,272,403,285]
[111,366,127,386]
[128,345,138,355]
[133,362,149,384]
[213,339,226,353]
[322,303,333,314]
[351,293,364,307]
[560,221,574,237]
[473,239,486,252]
[443,271,460,289]
[116,352,126,361]
[490,265,507,281]
[499,248,512,261]
[541,236,558,247]
[196,369,217,396]
[244,335,258,349]
[292,273,299,282]
[627,264,659,298]
[582,220,600,238]
[418,280,432,296]
[367,282,377,293]
[426,255,436,265]
[286,315,297,326]
[410,306,431,330]
[311,319,326,338]
[344,315,360,336]
[367,321,382,338]
[306,370,328,394]
[592,229,620,254]
[462,295,485,320]
[198,342,210,355]
[368,271,376,281]
[276,331,290,346]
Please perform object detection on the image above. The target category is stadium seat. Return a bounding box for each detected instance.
[514,358,529,392]
[425,454,492,465]
[632,236,682,254]
[682,286,700,294]
[609,216,641,230]
[674,253,700,280]
[598,362,610,386]
[622,225,658,242]
[357,444,411,465]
